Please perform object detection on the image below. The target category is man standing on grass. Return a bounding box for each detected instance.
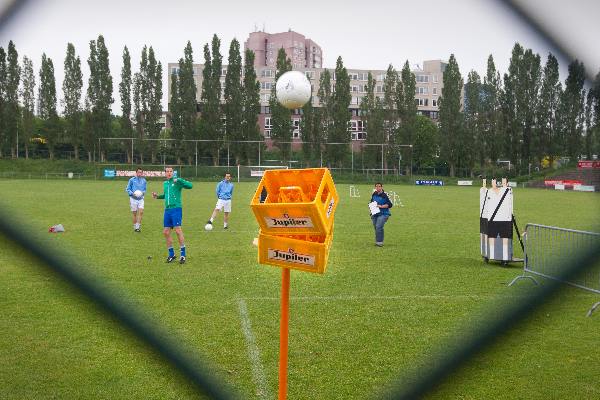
[125,167,147,232]
[206,172,234,230]
[152,167,193,264]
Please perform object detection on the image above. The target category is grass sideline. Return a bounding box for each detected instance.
[0,179,598,399]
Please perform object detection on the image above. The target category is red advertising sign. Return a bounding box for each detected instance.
[544,179,583,186]
[578,161,600,169]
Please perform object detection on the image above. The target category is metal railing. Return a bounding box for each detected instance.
[510,223,600,315]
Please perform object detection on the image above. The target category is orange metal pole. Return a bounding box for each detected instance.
[278,267,291,400]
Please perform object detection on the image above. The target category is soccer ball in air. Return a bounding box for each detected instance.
[204,223,213,231]
[275,71,311,109]
[133,190,143,199]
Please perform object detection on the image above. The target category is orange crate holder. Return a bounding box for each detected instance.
[257,227,334,274]
[251,168,339,235]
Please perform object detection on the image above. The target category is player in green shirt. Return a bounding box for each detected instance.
[152,166,193,264]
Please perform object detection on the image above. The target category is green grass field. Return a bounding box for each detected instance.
[0,178,599,399]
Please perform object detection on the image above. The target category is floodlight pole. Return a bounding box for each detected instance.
[278,267,291,400]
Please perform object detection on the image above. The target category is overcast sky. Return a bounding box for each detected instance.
[1,0,598,114]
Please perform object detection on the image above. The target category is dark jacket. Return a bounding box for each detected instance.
[370,191,393,216]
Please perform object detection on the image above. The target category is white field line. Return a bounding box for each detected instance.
[240,294,525,301]
[238,299,272,400]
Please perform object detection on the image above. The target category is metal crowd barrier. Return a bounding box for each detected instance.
[510,223,600,316]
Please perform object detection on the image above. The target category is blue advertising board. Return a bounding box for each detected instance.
[415,180,444,186]
[104,169,116,178]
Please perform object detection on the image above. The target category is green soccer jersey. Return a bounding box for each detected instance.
[156,177,193,209]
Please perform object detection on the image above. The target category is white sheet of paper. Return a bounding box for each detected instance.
[369,201,380,216]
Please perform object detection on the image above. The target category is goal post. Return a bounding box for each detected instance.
[238,165,289,181]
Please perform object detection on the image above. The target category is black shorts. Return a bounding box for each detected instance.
[487,221,512,239]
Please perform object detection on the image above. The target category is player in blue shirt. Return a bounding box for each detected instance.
[206,172,234,229]
[370,182,393,247]
[125,167,147,232]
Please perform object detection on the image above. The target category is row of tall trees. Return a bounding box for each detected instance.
[1,37,599,176]
[168,35,262,166]
[439,43,600,176]
[0,37,165,162]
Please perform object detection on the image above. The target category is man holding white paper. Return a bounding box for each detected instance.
[369,182,393,247]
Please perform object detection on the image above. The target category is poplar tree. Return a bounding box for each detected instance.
[0,47,6,158]
[144,47,163,163]
[20,55,35,159]
[316,69,332,148]
[241,49,261,164]
[438,54,464,177]
[6,41,20,158]
[518,49,541,169]
[501,43,523,170]
[87,35,113,162]
[169,66,184,164]
[200,35,223,165]
[464,70,481,174]
[179,41,198,163]
[561,59,586,159]
[63,43,83,160]
[360,72,381,167]
[131,46,162,163]
[132,70,144,162]
[224,38,243,164]
[268,48,292,162]
[399,61,416,145]
[38,53,59,159]
[119,46,133,163]
[382,65,399,171]
[481,55,502,166]
[536,53,562,166]
[328,56,351,167]
[300,94,319,166]
[590,71,600,155]
[584,89,594,158]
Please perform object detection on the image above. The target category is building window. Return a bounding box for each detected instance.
[416,98,429,106]
[260,82,273,90]
[264,130,271,138]
[417,87,428,95]
[377,73,386,81]
[349,73,359,80]
[221,68,227,77]
[261,93,271,103]
[432,99,438,107]
[376,85,384,93]
[351,85,359,93]
[171,67,180,75]
[264,117,272,129]
[358,72,369,81]
[433,75,438,83]
[432,87,438,95]
[351,96,360,105]
[430,111,439,119]
[416,75,429,83]
[261,69,274,78]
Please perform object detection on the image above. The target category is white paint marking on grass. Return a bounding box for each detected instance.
[238,299,271,400]
[241,294,519,301]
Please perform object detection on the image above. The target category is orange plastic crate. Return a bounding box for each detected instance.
[251,168,339,235]
[257,227,334,274]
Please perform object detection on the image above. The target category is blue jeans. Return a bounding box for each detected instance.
[371,214,389,244]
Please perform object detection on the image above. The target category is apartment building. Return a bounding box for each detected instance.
[166,31,446,142]
[244,29,322,69]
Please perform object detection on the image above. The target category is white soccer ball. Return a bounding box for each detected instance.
[133,190,143,199]
[204,223,213,231]
[275,71,311,109]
